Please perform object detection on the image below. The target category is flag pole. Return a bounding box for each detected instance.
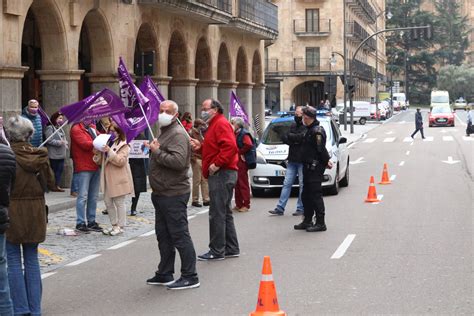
[39,120,68,148]
[137,102,156,140]
[176,117,191,140]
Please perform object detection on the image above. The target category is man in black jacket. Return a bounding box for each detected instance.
[0,128,16,315]
[411,108,425,139]
[269,106,306,216]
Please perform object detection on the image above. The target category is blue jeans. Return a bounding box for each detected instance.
[0,234,13,316]
[276,162,304,212]
[49,159,64,187]
[70,172,79,193]
[6,242,41,316]
[76,170,100,225]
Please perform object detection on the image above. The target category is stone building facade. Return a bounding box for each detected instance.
[265,0,386,111]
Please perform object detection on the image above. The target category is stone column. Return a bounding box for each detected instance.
[169,79,198,117]
[87,73,119,94]
[236,82,254,125]
[196,80,219,114]
[0,66,28,118]
[252,83,266,137]
[218,81,238,118]
[152,76,172,100]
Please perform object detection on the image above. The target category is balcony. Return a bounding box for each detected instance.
[350,59,375,82]
[138,0,233,24]
[227,0,278,40]
[346,21,376,51]
[265,59,279,73]
[265,58,338,77]
[346,0,376,24]
[293,19,331,37]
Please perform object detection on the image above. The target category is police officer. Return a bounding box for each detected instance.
[294,106,333,232]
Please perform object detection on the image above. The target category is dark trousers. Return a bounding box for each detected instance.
[411,126,425,139]
[49,159,64,186]
[131,192,140,212]
[302,179,325,224]
[208,170,239,256]
[234,160,250,209]
[151,193,197,278]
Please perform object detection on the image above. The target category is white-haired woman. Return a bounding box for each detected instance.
[4,116,55,316]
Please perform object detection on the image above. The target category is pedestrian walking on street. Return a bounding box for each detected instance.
[129,133,148,216]
[189,119,209,208]
[0,129,16,316]
[294,107,332,232]
[70,120,102,232]
[145,100,200,290]
[94,123,134,236]
[466,107,473,136]
[410,108,425,139]
[230,117,256,212]
[4,116,55,316]
[269,106,306,216]
[44,111,68,192]
[21,99,43,147]
[190,99,240,261]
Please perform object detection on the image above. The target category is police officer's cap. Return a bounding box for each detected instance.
[302,106,317,118]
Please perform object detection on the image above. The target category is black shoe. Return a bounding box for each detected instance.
[166,276,200,290]
[268,209,284,216]
[203,201,210,206]
[102,209,108,215]
[306,224,327,232]
[224,252,240,258]
[197,251,224,261]
[191,202,202,208]
[292,210,304,216]
[87,221,102,232]
[146,274,174,286]
[294,222,312,230]
[130,210,137,216]
[75,223,89,232]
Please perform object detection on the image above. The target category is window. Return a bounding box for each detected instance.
[306,47,320,71]
[305,9,320,32]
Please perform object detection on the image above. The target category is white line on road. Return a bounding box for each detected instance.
[423,136,434,142]
[403,137,413,142]
[331,234,356,259]
[399,161,405,166]
[383,137,396,143]
[188,215,196,220]
[463,136,474,141]
[347,142,356,149]
[363,138,377,143]
[442,136,454,142]
[139,230,155,237]
[455,114,467,127]
[385,131,394,135]
[107,240,136,250]
[41,272,56,280]
[196,209,209,215]
[349,157,365,165]
[390,175,397,181]
[398,120,406,124]
[66,254,101,267]
[410,142,414,146]
[406,151,410,156]
[372,195,384,205]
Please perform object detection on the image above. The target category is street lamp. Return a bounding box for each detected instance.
[331,51,347,130]
[374,9,392,121]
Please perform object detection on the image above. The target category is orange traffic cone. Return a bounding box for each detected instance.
[250,256,286,316]
[365,176,380,203]
[379,163,391,185]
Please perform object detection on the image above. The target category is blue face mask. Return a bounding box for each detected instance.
[201,111,211,122]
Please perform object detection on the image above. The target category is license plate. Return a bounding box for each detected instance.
[438,118,447,122]
[275,170,286,177]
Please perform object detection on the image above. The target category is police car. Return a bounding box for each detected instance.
[250,110,350,196]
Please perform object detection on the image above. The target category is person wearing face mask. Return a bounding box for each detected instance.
[44,112,68,192]
[189,99,240,261]
[269,105,306,216]
[144,100,199,290]
[21,99,43,147]
[189,119,209,208]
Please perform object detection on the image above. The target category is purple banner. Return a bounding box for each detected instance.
[230,91,249,124]
[60,88,127,124]
[38,107,50,127]
[118,57,149,109]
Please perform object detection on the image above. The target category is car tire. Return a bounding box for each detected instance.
[251,187,265,197]
[327,165,340,195]
[339,161,349,187]
[359,118,367,125]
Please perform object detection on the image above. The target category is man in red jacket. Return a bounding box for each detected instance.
[70,121,102,232]
[190,99,240,261]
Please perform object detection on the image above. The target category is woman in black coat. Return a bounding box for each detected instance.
[129,133,148,216]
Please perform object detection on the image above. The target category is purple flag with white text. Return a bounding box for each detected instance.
[230,91,249,124]
[118,57,149,109]
[38,107,50,127]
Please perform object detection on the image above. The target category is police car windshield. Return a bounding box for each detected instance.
[261,119,331,145]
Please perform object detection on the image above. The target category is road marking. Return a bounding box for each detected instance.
[383,137,396,143]
[347,142,356,149]
[196,209,209,215]
[349,157,365,165]
[372,195,384,205]
[406,151,410,156]
[385,131,394,135]
[398,120,406,124]
[139,230,155,237]
[410,142,414,146]
[442,156,460,165]
[363,138,377,143]
[399,161,405,166]
[390,175,397,181]
[41,272,56,280]
[463,136,474,141]
[455,115,467,127]
[107,240,136,250]
[423,136,434,142]
[66,254,101,267]
[442,136,454,142]
[403,137,413,142]
[331,234,356,259]
[188,215,196,220]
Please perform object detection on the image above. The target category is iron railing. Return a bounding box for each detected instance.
[346,0,376,24]
[293,58,332,72]
[351,59,375,81]
[238,0,278,32]
[196,0,232,14]
[346,21,376,51]
[293,19,331,35]
[265,59,279,72]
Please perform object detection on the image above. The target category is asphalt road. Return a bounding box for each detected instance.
[41,110,473,315]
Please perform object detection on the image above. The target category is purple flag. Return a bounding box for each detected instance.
[230,91,249,124]
[118,57,149,109]
[60,88,127,124]
[38,107,50,127]
[112,76,165,142]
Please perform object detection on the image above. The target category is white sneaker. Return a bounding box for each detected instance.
[109,227,122,236]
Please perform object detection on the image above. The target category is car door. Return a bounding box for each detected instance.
[331,120,348,178]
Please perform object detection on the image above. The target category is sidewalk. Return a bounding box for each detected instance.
[340,119,382,145]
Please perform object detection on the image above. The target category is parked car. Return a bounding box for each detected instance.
[250,113,350,196]
[370,101,391,120]
[392,93,407,110]
[453,98,468,111]
[429,106,455,127]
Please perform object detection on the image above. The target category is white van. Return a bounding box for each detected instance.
[392,93,407,110]
[336,101,371,125]
[431,90,450,109]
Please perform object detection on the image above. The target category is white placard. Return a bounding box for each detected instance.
[93,134,111,152]
[129,140,149,158]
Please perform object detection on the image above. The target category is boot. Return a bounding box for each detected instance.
[294,221,312,230]
[306,216,327,232]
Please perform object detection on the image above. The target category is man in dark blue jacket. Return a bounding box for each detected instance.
[411,108,425,139]
[21,99,43,147]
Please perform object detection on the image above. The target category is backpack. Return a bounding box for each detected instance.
[236,129,257,169]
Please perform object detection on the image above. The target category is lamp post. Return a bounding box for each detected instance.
[343,0,347,131]
[331,51,346,129]
[374,10,392,121]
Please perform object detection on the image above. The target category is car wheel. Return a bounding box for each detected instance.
[359,118,367,125]
[327,165,340,195]
[339,161,349,187]
[251,187,265,197]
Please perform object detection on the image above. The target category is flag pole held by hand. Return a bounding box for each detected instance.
[39,120,68,148]
[138,102,156,140]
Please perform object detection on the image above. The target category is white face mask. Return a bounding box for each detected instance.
[159,113,175,127]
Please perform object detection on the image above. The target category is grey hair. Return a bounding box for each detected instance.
[231,117,245,128]
[160,100,179,114]
[5,115,34,142]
